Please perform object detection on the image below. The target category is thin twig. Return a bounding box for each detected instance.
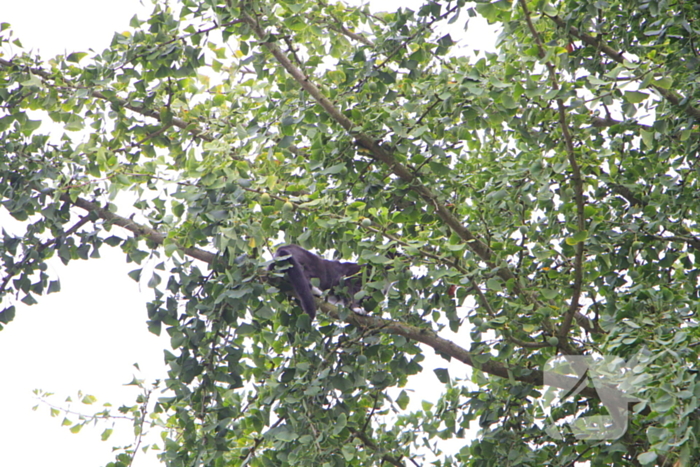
[548,15,700,120]
[518,0,585,345]
[0,214,92,293]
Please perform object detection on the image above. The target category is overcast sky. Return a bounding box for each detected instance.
[0,2,495,466]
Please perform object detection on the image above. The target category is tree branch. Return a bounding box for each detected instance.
[0,58,202,138]
[548,15,700,121]
[61,194,216,264]
[518,0,586,343]
[316,0,375,48]
[0,214,92,294]
[350,429,405,467]
[591,116,649,130]
[0,57,250,163]
[333,302,633,407]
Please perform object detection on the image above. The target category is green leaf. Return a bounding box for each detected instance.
[396,390,410,410]
[332,413,347,435]
[147,319,161,336]
[565,230,588,245]
[624,91,648,104]
[583,205,598,218]
[341,445,356,461]
[280,368,296,383]
[501,94,519,109]
[127,269,142,282]
[327,70,346,84]
[164,240,179,257]
[321,163,345,175]
[428,161,451,176]
[486,277,502,292]
[236,323,256,336]
[653,76,672,89]
[475,3,498,21]
[0,306,16,324]
[100,428,113,441]
[272,427,297,442]
[434,368,450,384]
[81,394,97,404]
[47,280,61,294]
[64,116,84,132]
[20,74,42,87]
[22,119,42,134]
[637,452,657,465]
[21,294,38,306]
[541,288,558,300]
[66,52,88,63]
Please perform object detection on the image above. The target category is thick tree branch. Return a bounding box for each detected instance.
[333,303,633,407]
[62,194,216,264]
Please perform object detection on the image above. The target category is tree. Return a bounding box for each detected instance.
[2,0,700,465]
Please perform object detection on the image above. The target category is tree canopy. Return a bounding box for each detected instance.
[2,0,700,465]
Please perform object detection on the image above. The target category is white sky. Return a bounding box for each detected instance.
[0,2,495,466]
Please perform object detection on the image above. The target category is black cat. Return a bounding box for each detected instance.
[271,245,361,320]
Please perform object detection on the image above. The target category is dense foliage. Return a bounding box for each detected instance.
[2,0,700,465]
